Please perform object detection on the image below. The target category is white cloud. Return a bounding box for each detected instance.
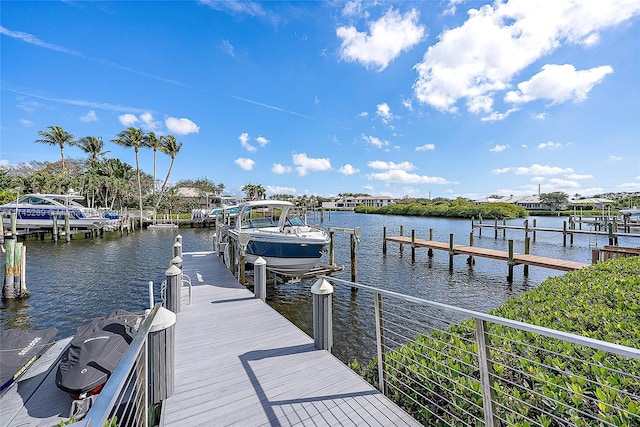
[531,112,547,120]
[609,155,623,161]
[166,117,199,135]
[490,144,510,152]
[537,141,562,149]
[292,153,331,176]
[377,102,393,123]
[19,119,33,127]
[362,134,389,148]
[357,111,369,118]
[271,163,291,174]
[481,108,518,122]
[342,0,364,17]
[337,8,426,71]
[368,160,415,171]
[234,157,255,170]
[505,64,613,105]
[415,144,435,152]
[402,98,413,111]
[239,132,256,152]
[256,136,269,147]
[80,110,98,122]
[547,178,580,188]
[339,164,359,175]
[492,167,511,174]
[221,39,235,57]
[118,113,139,127]
[413,1,640,113]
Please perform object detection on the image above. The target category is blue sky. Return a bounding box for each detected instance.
[1,0,639,200]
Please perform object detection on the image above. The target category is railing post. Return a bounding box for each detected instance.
[149,306,176,404]
[165,265,181,313]
[254,257,267,301]
[474,318,497,427]
[311,278,333,351]
[374,291,385,394]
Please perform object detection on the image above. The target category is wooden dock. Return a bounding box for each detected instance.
[160,251,420,426]
[384,235,588,273]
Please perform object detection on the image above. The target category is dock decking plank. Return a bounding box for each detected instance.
[161,251,420,426]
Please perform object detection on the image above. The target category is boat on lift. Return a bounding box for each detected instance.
[0,193,114,231]
[208,195,243,219]
[227,200,330,277]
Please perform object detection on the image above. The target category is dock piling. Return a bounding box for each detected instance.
[382,226,387,255]
[311,278,333,351]
[411,229,416,264]
[165,265,181,313]
[449,234,454,271]
[507,240,514,283]
[254,257,267,301]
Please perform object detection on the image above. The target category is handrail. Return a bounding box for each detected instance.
[77,303,162,426]
[322,276,640,360]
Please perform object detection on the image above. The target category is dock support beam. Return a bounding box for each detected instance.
[311,278,333,352]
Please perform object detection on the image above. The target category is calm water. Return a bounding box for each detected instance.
[1,212,632,364]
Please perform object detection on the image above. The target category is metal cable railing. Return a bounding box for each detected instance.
[324,276,640,426]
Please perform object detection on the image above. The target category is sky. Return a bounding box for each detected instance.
[1,0,639,200]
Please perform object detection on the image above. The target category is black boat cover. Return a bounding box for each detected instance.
[0,327,58,395]
[55,309,142,397]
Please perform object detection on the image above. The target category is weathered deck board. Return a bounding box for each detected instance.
[161,251,420,426]
[385,236,589,271]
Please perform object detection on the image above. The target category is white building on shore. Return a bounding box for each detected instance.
[322,196,396,210]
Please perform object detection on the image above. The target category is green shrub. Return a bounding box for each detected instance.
[355,257,640,425]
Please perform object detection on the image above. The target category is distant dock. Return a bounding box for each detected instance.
[383,226,589,282]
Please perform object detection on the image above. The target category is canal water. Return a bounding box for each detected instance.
[0,212,632,365]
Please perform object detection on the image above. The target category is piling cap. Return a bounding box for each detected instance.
[171,256,183,264]
[254,256,267,266]
[311,278,334,295]
[165,264,181,275]
[150,306,176,332]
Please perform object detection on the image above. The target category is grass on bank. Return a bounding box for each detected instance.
[351,256,640,426]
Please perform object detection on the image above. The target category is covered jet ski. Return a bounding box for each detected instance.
[55,309,143,398]
[0,327,58,395]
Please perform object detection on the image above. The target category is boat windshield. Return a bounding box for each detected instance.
[287,217,305,226]
[17,195,57,206]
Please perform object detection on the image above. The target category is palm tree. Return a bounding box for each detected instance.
[242,183,266,200]
[112,127,146,225]
[76,136,110,162]
[35,125,76,171]
[143,131,161,199]
[155,135,182,210]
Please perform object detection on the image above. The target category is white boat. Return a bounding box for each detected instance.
[0,193,114,231]
[208,195,243,219]
[228,200,330,277]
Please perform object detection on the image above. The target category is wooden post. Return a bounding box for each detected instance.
[467,231,475,266]
[532,218,537,242]
[494,218,498,239]
[382,226,387,255]
[52,216,59,242]
[507,240,514,283]
[524,237,530,277]
[563,221,567,247]
[411,229,415,264]
[11,213,17,236]
[329,230,335,266]
[3,237,17,299]
[239,251,245,285]
[448,233,454,271]
[399,225,404,255]
[502,219,506,239]
[608,223,614,245]
[350,234,357,283]
[0,223,3,245]
[20,245,28,296]
[64,213,71,242]
[570,219,574,245]
[523,219,529,242]
[311,278,333,351]
[230,240,237,277]
[428,228,434,258]
[478,214,482,237]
